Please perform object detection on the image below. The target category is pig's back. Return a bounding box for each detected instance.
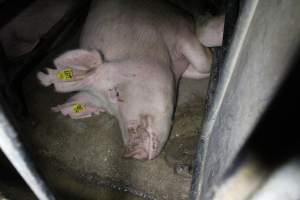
[80,0,193,64]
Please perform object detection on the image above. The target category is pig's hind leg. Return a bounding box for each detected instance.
[182,65,211,79]
[181,36,212,79]
[196,15,225,47]
[52,92,105,119]
[181,16,224,79]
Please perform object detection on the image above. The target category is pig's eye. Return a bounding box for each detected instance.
[107,87,123,102]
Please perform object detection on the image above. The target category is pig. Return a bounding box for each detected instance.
[37,0,224,160]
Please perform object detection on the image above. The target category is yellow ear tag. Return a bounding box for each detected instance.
[57,68,73,81]
[72,104,85,113]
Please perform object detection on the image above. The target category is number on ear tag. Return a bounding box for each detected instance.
[57,68,73,80]
[72,104,85,113]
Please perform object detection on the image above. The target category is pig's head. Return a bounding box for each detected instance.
[115,66,175,160]
[37,49,176,160]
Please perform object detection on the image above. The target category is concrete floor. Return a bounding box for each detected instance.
[22,43,209,200]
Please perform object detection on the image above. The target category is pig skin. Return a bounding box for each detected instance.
[37,0,224,160]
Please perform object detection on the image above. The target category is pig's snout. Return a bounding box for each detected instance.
[123,116,161,160]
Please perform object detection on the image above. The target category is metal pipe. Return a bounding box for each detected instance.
[0,106,56,200]
[190,0,300,199]
[190,0,259,197]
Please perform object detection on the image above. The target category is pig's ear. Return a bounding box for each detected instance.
[54,49,103,70]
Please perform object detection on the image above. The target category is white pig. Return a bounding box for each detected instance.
[37,0,224,160]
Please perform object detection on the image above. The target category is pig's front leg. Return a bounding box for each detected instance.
[52,92,106,119]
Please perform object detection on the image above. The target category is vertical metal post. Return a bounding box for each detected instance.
[0,106,56,200]
[190,0,300,199]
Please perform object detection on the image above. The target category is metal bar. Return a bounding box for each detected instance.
[0,106,56,200]
[190,0,300,199]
